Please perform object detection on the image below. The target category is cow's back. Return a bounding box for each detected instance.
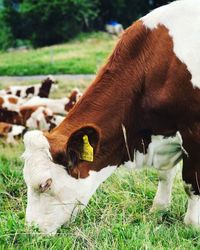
[142,0,200,88]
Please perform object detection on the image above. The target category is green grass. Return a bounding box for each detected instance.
[0,32,117,76]
[1,80,200,249]
[1,144,200,249]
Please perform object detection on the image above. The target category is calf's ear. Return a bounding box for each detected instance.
[66,125,100,169]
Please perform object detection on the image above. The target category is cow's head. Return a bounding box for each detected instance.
[22,128,116,234]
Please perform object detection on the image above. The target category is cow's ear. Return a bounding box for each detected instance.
[66,126,100,169]
[39,178,52,193]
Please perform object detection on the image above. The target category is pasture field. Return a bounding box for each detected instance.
[1,79,200,249]
[0,32,117,76]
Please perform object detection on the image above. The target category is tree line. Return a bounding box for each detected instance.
[0,0,173,50]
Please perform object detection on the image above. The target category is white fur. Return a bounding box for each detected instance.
[26,107,53,130]
[125,132,183,170]
[8,85,40,98]
[4,76,55,98]
[11,124,25,136]
[51,115,65,126]
[22,96,69,114]
[141,0,200,88]
[0,95,25,111]
[23,130,116,234]
[1,124,26,144]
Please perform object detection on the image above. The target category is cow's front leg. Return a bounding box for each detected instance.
[150,165,178,212]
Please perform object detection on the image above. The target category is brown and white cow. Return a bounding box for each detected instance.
[0,76,57,98]
[0,95,25,112]
[22,88,82,114]
[0,105,64,131]
[23,0,200,234]
[0,122,26,143]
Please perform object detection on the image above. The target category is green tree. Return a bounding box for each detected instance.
[98,0,150,28]
[0,13,14,50]
[20,0,99,47]
[0,0,21,50]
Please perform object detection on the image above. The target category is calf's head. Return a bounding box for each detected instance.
[22,128,116,234]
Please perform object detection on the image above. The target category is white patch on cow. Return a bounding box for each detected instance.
[141,0,200,88]
[184,192,200,228]
[7,124,25,143]
[1,95,25,112]
[26,107,53,130]
[11,124,25,136]
[22,130,116,234]
[7,85,36,98]
[52,115,65,126]
[22,96,69,114]
[124,132,183,170]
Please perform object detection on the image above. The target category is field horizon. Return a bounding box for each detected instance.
[0,32,117,77]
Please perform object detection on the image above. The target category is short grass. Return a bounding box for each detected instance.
[0,32,117,76]
[1,79,200,249]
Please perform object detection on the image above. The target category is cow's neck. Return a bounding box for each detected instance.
[53,74,144,169]
[49,21,160,169]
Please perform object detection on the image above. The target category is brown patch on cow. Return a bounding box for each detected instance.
[65,90,79,112]
[26,86,35,97]
[0,109,23,125]
[16,90,21,97]
[45,115,56,131]
[8,97,18,104]
[0,97,4,108]
[20,105,44,123]
[38,77,56,98]
[0,122,12,135]
[36,120,40,129]
[45,20,200,193]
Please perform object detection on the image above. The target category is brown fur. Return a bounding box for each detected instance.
[38,77,56,98]
[20,105,49,125]
[0,105,45,126]
[8,97,18,104]
[16,90,21,97]
[26,86,35,96]
[45,21,200,195]
[65,90,81,112]
[0,122,12,135]
[0,109,23,125]
[0,97,4,108]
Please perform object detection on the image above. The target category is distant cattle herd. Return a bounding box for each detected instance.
[0,76,82,143]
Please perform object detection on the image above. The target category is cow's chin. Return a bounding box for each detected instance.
[22,130,116,235]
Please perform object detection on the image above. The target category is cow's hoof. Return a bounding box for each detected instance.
[150,203,170,213]
[184,216,200,229]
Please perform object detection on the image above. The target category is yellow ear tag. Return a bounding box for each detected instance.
[80,135,94,162]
